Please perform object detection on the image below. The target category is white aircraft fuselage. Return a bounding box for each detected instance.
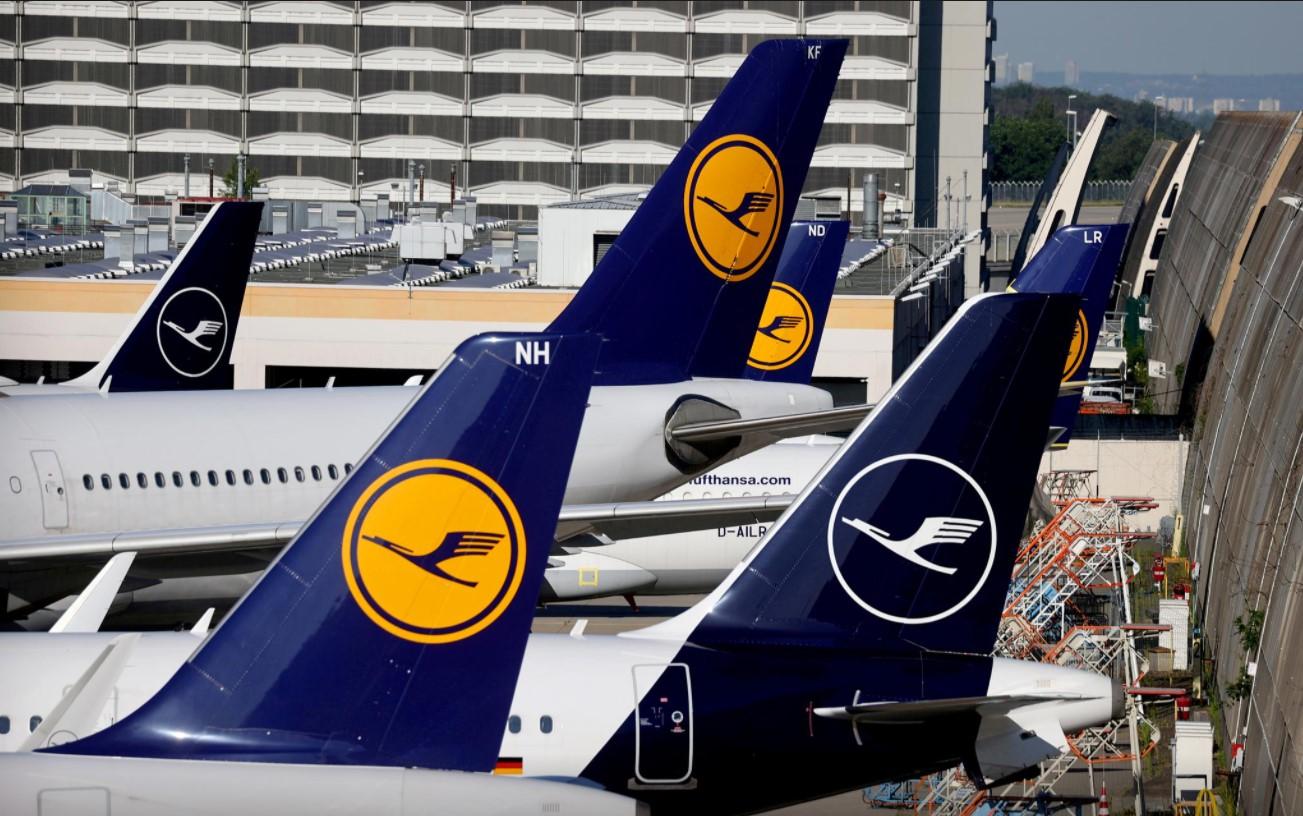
[1,378,831,542]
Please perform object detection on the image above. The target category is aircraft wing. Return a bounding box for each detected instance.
[668,403,872,447]
[556,494,795,540]
[0,494,798,563]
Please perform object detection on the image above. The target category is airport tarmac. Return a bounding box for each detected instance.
[987,204,1123,231]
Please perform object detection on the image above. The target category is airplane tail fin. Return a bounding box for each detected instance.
[745,219,849,383]
[67,201,262,392]
[1010,224,1129,448]
[548,39,846,385]
[52,332,601,771]
[679,293,1080,655]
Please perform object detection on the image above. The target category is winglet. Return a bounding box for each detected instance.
[745,219,849,383]
[49,552,136,633]
[548,39,847,384]
[66,201,263,392]
[52,331,600,771]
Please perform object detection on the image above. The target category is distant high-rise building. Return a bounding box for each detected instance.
[993,53,1009,84]
[1064,60,1080,87]
[1259,98,1282,112]
[1213,98,1236,114]
[1017,62,1035,84]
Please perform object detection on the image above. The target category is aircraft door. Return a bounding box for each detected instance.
[31,450,69,529]
[633,663,694,785]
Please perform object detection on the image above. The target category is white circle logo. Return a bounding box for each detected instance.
[826,453,998,625]
[155,286,228,378]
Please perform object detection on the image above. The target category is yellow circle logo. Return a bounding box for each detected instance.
[748,282,814,371]
[684,133,784,282]
[342,459,526,644]
[1062,308,1090,382]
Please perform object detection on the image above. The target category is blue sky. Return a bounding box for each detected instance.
[994,1,1303,75]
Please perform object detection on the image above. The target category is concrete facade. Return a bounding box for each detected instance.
[0,0,987,229]
[1145,111,1303,815]
[1038,437,1188,532]
[0,275,899,398]
[914,0,990,294]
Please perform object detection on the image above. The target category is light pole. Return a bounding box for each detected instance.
[418,163,425,203]
[1067,94,1078,151]
[357,169,365,204]
[207,158,214,198]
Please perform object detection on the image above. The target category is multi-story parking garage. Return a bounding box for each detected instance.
[0,0,991,289]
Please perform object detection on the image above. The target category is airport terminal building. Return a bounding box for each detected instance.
[0,0,989,235]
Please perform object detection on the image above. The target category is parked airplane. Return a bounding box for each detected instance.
[0,292,1120,814]
[746,219,849,383]
[0,202,261,396]
[541,224,1130,604]
[0,330,642,815]
[1,40,851,616]
[1008,223,1129,448]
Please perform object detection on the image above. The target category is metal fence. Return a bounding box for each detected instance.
[990,179,1132,205]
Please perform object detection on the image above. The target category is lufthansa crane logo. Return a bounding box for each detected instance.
[156,287,228,378]
[827,454,998,625]
[747,282,814,371]
[1062,308,1090,382]
[342,459,527,644]
[684,134,783,282]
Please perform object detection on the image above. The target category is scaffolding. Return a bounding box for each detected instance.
[865,483,1164,815]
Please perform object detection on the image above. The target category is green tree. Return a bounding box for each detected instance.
[221,159,261,199]
[990,101,1066,181]
[990,83,1198,182]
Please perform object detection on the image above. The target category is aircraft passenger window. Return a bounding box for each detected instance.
[328,464,339,480]
[0,716,8,734]
[9,476,20,494]
[28,715,41,733]
[277,467,288,484]
[344,463,353,474]
[207,470,219,486]
[119,473,130,489]
[137,473,147,488]
[189,471,201,487]
[83,474,93,491]
[260,469,271,485]
[540,716,553,734]
[243,469,254,486]
[226,470,236,486]
[508,715,521,734]
[155,472,165,488]
[311,465,322,481]
[101,474,111,490]
[172,472,183,488]
[294,466,305,483]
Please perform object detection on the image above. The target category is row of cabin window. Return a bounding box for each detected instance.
[506,715,553,735]
[81,463,353,492]
[0,714,38,735]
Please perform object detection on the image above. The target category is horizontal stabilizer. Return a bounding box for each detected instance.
[813,693,1086,723]
[669,403,872,446]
